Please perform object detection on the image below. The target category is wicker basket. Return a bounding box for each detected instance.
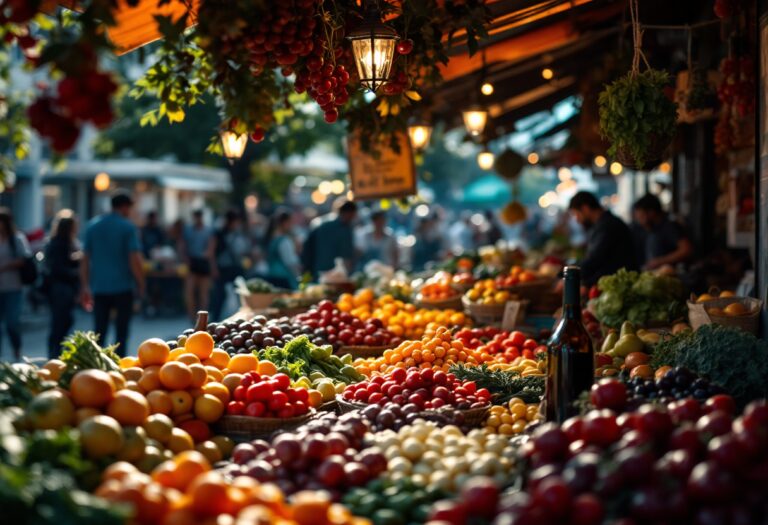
[336,395,366,414]
[498,278,555,300]
[687,296,761,335]
[415,293,463,311]
[213,411,315,441]
[462,296,529,326]
[459,405,492,427]
[238,292,284,310]
[318,399,339,413]
[338,345,391,359]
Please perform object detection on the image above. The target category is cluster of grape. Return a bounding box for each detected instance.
[295,57,350,123]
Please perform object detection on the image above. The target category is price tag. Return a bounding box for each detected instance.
[687,303,711,330]
[501,301,523,331]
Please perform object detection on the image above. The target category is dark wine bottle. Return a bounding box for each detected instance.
[544,266,594,423]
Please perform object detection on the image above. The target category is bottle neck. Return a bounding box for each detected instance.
[562,274,581,320]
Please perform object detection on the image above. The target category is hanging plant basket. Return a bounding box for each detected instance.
[598,69,678,170]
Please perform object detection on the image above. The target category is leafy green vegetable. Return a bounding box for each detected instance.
[58,332,121,388]
[0,363,52,408]
[449,364,544,404]
[258,336,364,383]
[594,269,685,328]
[650,324,768,406]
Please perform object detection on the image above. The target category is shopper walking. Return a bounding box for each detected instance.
[265,208,301,289]
[210,209,245,321]
[81,191,145,356]
[302,200,358,279]
[0,208,31,360]
[182,209,215,322]
[140,210,166,258]
[43,209,81,358]
[358,210,398,268]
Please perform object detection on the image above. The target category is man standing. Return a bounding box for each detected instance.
[302,200,358,279]
[81,191,145,355]
[632,194,692,270]
[140,211,166,258]
[568,191,637,287]
[357,210,398,268]
[182,209,215,322]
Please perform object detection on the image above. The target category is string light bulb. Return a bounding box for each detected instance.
[610,162,623,176]
[481,82,494,96]
[527,152,539,164]
[541,68,554,80]
[594,155,607,168]
[477,148,495,170]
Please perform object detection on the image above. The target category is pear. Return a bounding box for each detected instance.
[601,331,619,353]
[612,334,644,357]
[620,321,636,338]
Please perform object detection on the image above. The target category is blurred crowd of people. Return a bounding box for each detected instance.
[0,187,692,361]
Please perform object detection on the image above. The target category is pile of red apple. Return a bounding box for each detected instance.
[342,367,491,411]
[294,300,402,351]
[226,412,386,500]
[226,371,311,419]
[455,327,545,361]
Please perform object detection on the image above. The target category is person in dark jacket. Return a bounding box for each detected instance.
[568,191,638,287]
[44,210,81,358]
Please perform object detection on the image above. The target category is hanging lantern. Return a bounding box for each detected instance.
[477,147,495,170]
[462,105,488,137]
[220,131,248,161]
[407,120,433,151]
[347,0,399,92]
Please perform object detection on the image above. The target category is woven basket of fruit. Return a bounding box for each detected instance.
[318,399,339,413]
[415,293,463,311]
[214,411,315,441]
[498,278,555,300]
[462,296,529,326]
[688,296,762,335]
[336,395,366,414]
[338,345,391,359]
[458,405,492,427]
[239,292,285,311]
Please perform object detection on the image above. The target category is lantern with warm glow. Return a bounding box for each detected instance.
[347,0,398,92]
[477,148,495,170]
[610,161,623,176]
[594,155,607,168]
[462,105,488,137]
[407,122,433,151]
[221,131,248,161]
[94,172,111,192]
[481,82,494,96]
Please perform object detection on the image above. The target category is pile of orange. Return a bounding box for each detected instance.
[338,290,469,340]
[353,326,491,377]
[95,454,370,525]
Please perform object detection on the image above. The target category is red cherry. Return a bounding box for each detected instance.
[396,39,414,55]
[324,109,338,123]
[250,127,266,143]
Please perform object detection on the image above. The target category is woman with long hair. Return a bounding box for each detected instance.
[266,208,301,289]
[44,209,81,358]
[0,207,31,359]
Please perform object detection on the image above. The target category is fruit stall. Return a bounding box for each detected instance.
[3,255,768,524]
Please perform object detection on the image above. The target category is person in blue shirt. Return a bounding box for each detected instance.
[301,200,358,279]
[80,191,145,356]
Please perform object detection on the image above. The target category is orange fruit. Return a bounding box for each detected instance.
[146,390,173,415]
[138,338,170,367]
[221,373,242,393]
[624,352,651,370]
[179,418,211,443]
[159,361,193,390]
[177,353,201,366]
[168,347,186,361]
[79,414,124,458]
[119,356,139,369]
[124,380,143,393]
[27,390,75,430]
[307,389,323,408]
[189,363,208,388]
[169,390,193,415]
[208,349,230,369]
[122,367,143,382]
[227,354,258,374]
[201,382,230,404]
[137,366,161,393]
[143,413,174,444]
[257,360,278,376]
[109,371,127,390]
[186,331,215,360]
[188,471,230,516]
[194,394,224,423]
[42,359,66,381]
[75,407,102,424]
[107,390,150,426]
[654,365,673,380]
[173,449,210,480]
[210,435,235,458]
[723,302,749,316]
[629,364,654,380]
[103,461,139,482]
[70,369,116,408]
[167,428,196,454]
[205,366,224,383]
[195,440,223,464]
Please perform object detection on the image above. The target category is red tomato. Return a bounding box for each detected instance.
[246,381,273,402]
[233,385,247,402]
[509,331,526,347]
[245,401,266,417]
[268,391,289,411]
[522,349,534,360]
[523,338,538,350]
[272,373,291,391]
[227,401,245,415]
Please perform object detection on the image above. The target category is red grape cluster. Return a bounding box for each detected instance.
[27,70,117,152]
[294,300,401,351]
[226,412,386,500]
[244,0,321,74]
[295,57,350,123]
[490,398,768,525]
[342,367,491,411]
